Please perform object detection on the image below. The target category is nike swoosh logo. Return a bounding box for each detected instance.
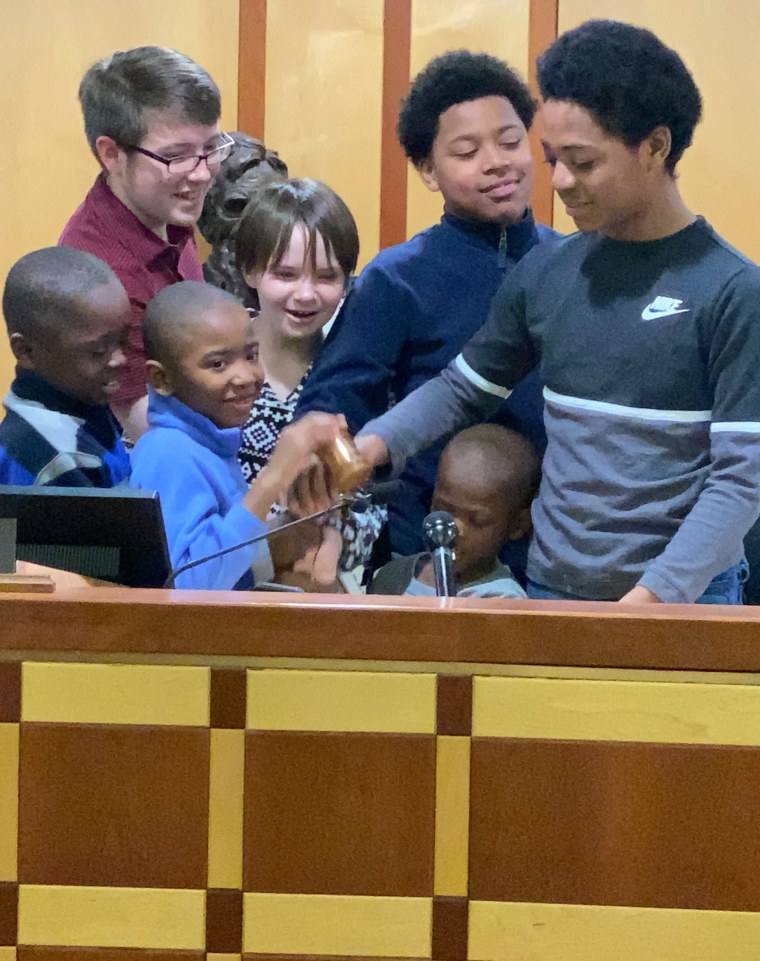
[641,306,690,320]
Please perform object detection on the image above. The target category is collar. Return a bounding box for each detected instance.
[91,174,195,272]
[441,209,538,259]
[146,388,243,459]
[10,368,119,429]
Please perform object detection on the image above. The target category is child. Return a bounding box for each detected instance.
[0,247,131,487]
[295,50,557,565]
[357,20,760,605]
[129,280,346,590]
[235,176,384,567]
[369,425,538,598]
[60,46,230,442]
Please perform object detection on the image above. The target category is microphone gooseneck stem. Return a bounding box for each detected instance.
[432,546,457,597]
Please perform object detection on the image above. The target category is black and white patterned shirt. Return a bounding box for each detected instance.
[238,371,386,570]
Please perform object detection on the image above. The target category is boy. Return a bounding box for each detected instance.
[357,20,760,605]
[0,247,131,487]
[295,50,557,559]
[60,46,232,441]
[130,281,346,590]
[369,425,538,598]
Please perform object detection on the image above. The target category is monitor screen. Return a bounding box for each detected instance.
[0,486,170,588]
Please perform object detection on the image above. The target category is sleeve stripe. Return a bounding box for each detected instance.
[544,387,711,422]
[711,421,760,433]
[455,354,512,399]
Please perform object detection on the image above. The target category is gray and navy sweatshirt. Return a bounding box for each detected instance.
[361,218,760,603]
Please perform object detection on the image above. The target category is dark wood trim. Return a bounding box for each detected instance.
[527,0,558,226]
[4,590,760,671]
[432,896,469,961]
[379,0,412,249]
[237,0,267,139]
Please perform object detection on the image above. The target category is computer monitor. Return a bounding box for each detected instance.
[0,486,171,588]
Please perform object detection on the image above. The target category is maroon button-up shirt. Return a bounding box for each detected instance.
[59,175,204,404]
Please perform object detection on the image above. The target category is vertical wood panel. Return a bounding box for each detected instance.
[528,0,558,226]
[379,0,412,249]
[237,0,267,139]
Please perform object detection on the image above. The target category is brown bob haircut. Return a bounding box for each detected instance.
[235,177,359,284]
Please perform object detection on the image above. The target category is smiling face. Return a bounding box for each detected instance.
[246,225,346,342]
[418,95,533,226]
[155,300,264,429]
[98,108,221,239]
[540,99,664,240]
[15,278,131,407]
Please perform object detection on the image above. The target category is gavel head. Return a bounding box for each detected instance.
[318,432,371,495]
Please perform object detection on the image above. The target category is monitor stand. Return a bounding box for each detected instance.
[0,517,55,593]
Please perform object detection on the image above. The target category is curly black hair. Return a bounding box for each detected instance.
[537,20,702,173]
[397,50,536,166]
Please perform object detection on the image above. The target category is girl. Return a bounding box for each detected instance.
[235,177,384,571]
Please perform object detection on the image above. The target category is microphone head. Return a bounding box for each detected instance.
[422,510,458,550]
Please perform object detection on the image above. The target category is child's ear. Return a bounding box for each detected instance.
[417,158,441,195]
[242,270,261,313]
[146,359,173,396]
[95,135,123,173]
[504,505,533,541]
[9,332,35,369]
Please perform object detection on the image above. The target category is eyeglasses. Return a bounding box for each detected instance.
[124,132,235,174]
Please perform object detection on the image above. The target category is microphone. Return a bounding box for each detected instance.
[422,510,459,597]
[351,479,401,512]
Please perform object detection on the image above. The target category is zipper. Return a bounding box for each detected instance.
[498,227,508,268]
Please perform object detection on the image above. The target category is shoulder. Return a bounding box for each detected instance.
[368,553,420,594]
[131,426,202,480]
[357,226,440,277]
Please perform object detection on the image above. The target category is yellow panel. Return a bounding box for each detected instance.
[553,0,760,259]
[244,893,432,957]
[407,0,531,239]
[22,662,209,726]
[473,674,760,744]
[247,669,436,733]
[0,724,18,882]
[0,950,15,961]
[265,0,384,268]
[0,0,239,396]
[18,885,205,949]
[208,728,245,888]
[469,900,760,961]
[434,735,470,896]
[207,956,241,961]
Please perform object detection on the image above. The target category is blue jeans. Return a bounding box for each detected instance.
[527,560,750,605]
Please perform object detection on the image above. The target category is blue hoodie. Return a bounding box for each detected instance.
[130,390,271,590]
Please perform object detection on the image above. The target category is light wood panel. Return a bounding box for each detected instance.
[263,0,384,269]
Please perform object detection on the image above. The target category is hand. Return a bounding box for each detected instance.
[618,585,663,604]
[245,413,346,519]
[287,460,337,516]
[355,433,389,469]
[268,516,324,571]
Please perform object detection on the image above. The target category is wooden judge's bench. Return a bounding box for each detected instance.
[2,589,760,960]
